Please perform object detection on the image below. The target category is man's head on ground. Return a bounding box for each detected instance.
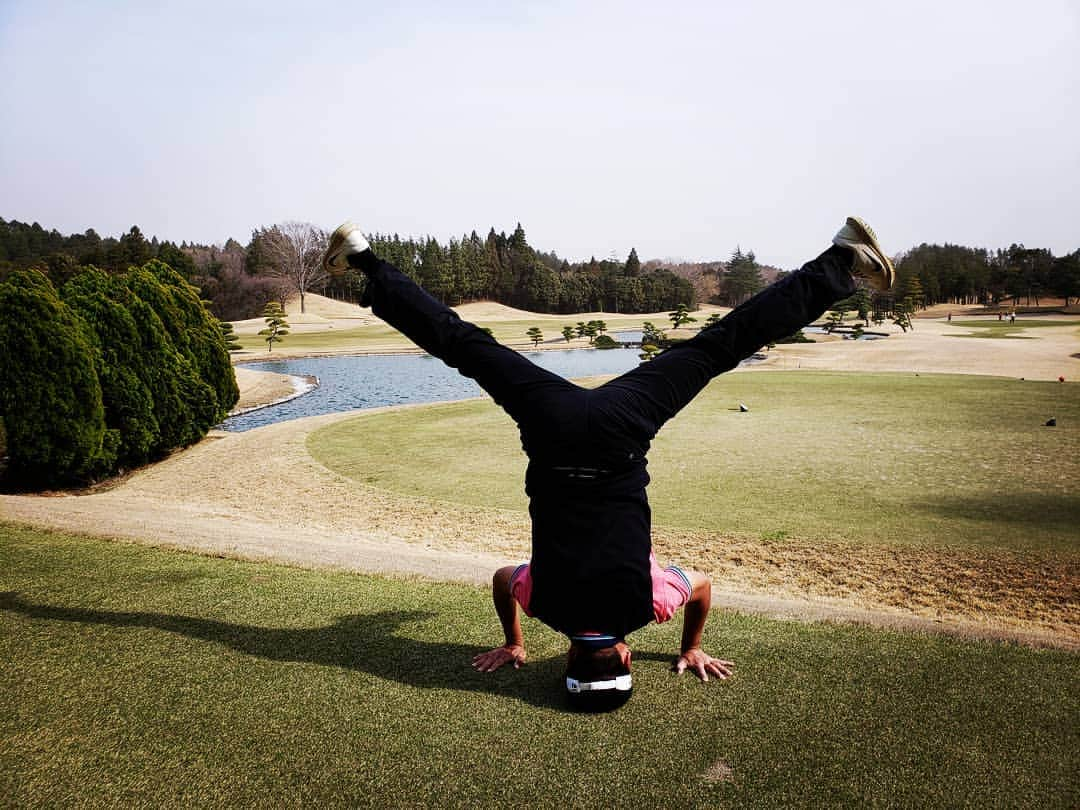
[564,634,632,712]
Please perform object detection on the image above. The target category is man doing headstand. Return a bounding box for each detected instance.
[323,218,894,711]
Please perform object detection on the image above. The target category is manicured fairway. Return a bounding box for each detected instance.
[236,314,658,354]
[1,524,1077,807]
[946,319,1080,340]
[309,371,1080,553]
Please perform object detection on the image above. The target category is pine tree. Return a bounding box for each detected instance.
[642,322,666,345]
[120,225,152,267]
[615,277,645,312]
[507,223,533,297]
[669,303,697,329]
[516,262,561,312]
[526,327,543,347]
[259,302,289,352]
[720,246,764,306]
[891,299,913,332]
[1054,250,1080,306]
[419,237,451,302]
[625,248,641,278]
[850,287,872,325]
[485,229,514,302]
[220,321,242,351]
[899,274,925,311]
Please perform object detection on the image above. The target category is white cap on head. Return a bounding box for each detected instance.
[565,674,632,693]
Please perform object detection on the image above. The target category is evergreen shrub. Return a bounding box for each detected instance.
[0,260,238,488]
[0,269,111,486]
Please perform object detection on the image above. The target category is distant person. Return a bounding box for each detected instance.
[323,217,894,711]
[1010,311,1016,324]
[947,312,952,322]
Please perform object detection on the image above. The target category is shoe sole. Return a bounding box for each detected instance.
[845,216,895,291]
[324,222,360,273]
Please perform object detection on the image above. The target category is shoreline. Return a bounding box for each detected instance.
[228,338,640,364]
[227,373,319,417]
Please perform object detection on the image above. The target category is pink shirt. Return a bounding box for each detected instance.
[509,553,693,626]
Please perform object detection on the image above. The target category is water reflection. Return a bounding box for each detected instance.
[222,348,642,432]
[223,343,769,432]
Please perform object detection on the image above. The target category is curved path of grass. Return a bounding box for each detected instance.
[310,371,1079,554]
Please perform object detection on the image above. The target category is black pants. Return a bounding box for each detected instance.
[351,245,856,635]
[350,246,856,468]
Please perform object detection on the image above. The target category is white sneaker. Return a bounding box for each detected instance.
[833,216,895,292]
[324,221,371,273]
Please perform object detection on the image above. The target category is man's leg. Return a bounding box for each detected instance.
[348,249,575,421]
[591,245,858,441]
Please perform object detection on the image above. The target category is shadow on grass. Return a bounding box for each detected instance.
[0,592,572,710]
[916,491,1080,530]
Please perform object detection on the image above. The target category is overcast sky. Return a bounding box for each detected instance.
[1,1,1077,268]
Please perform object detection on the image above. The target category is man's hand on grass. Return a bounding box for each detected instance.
[472,644,527,672]
[674,648,734,682]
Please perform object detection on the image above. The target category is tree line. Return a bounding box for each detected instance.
[1,218,696,320]
[4,217,1078,321]
[894,243,1080,308]
[0,260,237,488]
[345,225,696,315]
[651,242,1080,312]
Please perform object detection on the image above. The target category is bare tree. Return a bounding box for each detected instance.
[259,221,328,314]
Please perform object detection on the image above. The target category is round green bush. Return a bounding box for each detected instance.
[0,269,111,486]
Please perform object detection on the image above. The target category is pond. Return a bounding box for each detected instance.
[222,344,769,432]
[223,348,642,431]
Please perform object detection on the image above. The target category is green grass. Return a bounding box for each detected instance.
[947,320,1080,340]
[237,323,394,353]
[237,315,660,354]
[309,371,1080,554]
[950,320,1080,329]
[1,523,1076,807]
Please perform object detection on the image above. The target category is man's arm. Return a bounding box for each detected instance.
[673,570,734,682]
[471,565,527,672]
